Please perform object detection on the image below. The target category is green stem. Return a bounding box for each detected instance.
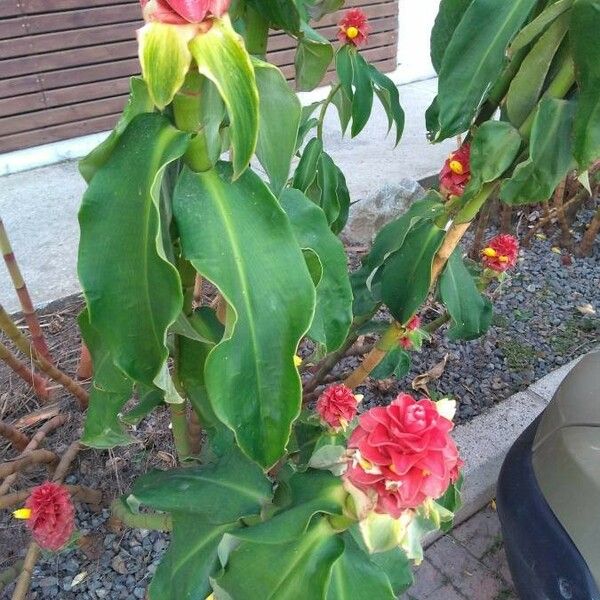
[110,498,172,532]
[424,312,451,334]
[317,83,342,139]
[170,403,192,462]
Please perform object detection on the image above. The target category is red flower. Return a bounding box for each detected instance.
[338,9,370,46]
[344,393,462,518]
[24,482,75,551]
[141,0,229,24]
[406,315,421,331]
[439,144,471,197]
[317,384,359,430]
[481,234,519,272]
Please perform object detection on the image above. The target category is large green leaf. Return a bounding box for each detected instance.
[501,97,576,204]
[431,0,538,140]
[430,0,474,73]
[79,310,134,449]
[350,51,374,138]
[571,0,600,168]
[253,58,302,194]
[217,517,344,600]
[79,77,154,183]
[132,447,272,522]
[295,24,334,91]
[280,189,352,352]
[293,137,323,192]
[248,0,301,32]
[327,533,396,600]
[439,250,493,340]
[138,22,194,109]
[173,164,315,468]
[371,347,411,380]
[189,16,258,178]
[78,113,188,401]
[381,221,445,324]
[506,13,569,127]
[149,516,238,600]
[368,65,405,145]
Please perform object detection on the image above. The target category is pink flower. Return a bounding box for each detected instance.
[338,9,370,46]
[398,315,421,349]
[439,144,471,197]
[317,384,358,430]
[345,393,462,518]
[481,234,519,272]
[140,0,229,24]
[23,482,75,551]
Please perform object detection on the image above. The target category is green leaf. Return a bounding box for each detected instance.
[173,164,315,468]
[350,51,374,137]
[371,347,411,380]
[506,13,569,127]
[217,517,344,600]
[121,384,164,426]
[432,0,538,140]
[247,0,301,32]
[280,189,352,352]
[79,77,154,183]
[381,221,445,324]
[368,65,405,145]
[317,152,341,225]
[132,447,272,521]
[327,533,396,600]
[138,22,194,109]
[149,516,238,600]
[439,250,493,340]
[509,0,574,55]
[295,24,334,91]
[79,310,134,449]
[501,97,576,204]
[369,547,414,595]
[304,0,344,20]
[78,113,189,401]
[430,0,474,73]
[571,0,600,168]
[467,120,522,190]
[293,137,323,192]
[336,45,354,101]
[189,16,258,179]
[253,58,302,194]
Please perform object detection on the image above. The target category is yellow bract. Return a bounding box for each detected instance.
[13,508,32,520]
[482,247,497,258]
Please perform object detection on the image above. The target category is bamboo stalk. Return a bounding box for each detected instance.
[0,421,30,452]
[0,341,49,401]
[0,218,53,364]
[0,415,67,496]
[0,304,88,408]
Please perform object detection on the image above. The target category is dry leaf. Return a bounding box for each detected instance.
[551,246,562,254]
[71,572,88,588]
[77,534,103,560]
[412,354,449,395]
[577,303,596,316]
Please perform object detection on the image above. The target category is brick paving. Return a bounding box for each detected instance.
[402,506,517,600]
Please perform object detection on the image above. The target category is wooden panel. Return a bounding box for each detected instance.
[0,0,398,153]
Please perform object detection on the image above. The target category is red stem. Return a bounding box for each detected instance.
[0,340,49,401]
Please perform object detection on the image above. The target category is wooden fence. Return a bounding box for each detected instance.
[0,0,398,153]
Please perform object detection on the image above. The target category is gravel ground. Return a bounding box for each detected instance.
[0,208,598,598]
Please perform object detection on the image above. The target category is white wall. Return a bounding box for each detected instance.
[395,0,441,84]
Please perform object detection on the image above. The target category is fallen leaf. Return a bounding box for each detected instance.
[551,246,562,254]
[412,354,449,395]
[71,572,88,588]
[111,554,129,575]
[77,534,103,560]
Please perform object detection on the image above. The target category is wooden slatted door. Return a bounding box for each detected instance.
[0,0,398,154]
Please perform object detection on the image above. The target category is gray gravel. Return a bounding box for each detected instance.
[1,210,598,599]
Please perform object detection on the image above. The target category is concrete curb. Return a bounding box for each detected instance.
[424,355,586,547]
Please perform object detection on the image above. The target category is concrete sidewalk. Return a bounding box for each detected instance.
[0,77,453,313]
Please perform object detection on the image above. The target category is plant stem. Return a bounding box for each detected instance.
[170,403,192,463]
[0,341,49,401]
[424,312,451,334]
[0,217,53,365]
[110,498,172,532]
[0,485,102,510]
[11,543,39,600]
[577,206,600,257]
[0,449,58,479]
[317,83,342,140]
[0,304,88,408]
[0,561,23,594]
[0,421,30,452]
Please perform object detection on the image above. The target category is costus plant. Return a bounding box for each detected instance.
[68,0,600,598]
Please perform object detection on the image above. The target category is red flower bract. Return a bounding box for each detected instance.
[317,384,358,429]
[338,9,370,46]
[439,143,471,197]
[141,0,229,24]
[25,482,75,551]
[481,234,519,272]
[345,393,462,518]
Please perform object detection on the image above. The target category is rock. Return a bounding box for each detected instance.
[111,555,129,575]
[343,179,426,244]
[133,587,146,599]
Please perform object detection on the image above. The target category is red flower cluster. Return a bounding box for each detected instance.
[24,482,75,551]
[439,144,471,197]
[141,0,229,24]
[317,384,358,430]
[481,234,519,272]
[399,315,421,349]
[338,9,370,46]
[345,393,462,518]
